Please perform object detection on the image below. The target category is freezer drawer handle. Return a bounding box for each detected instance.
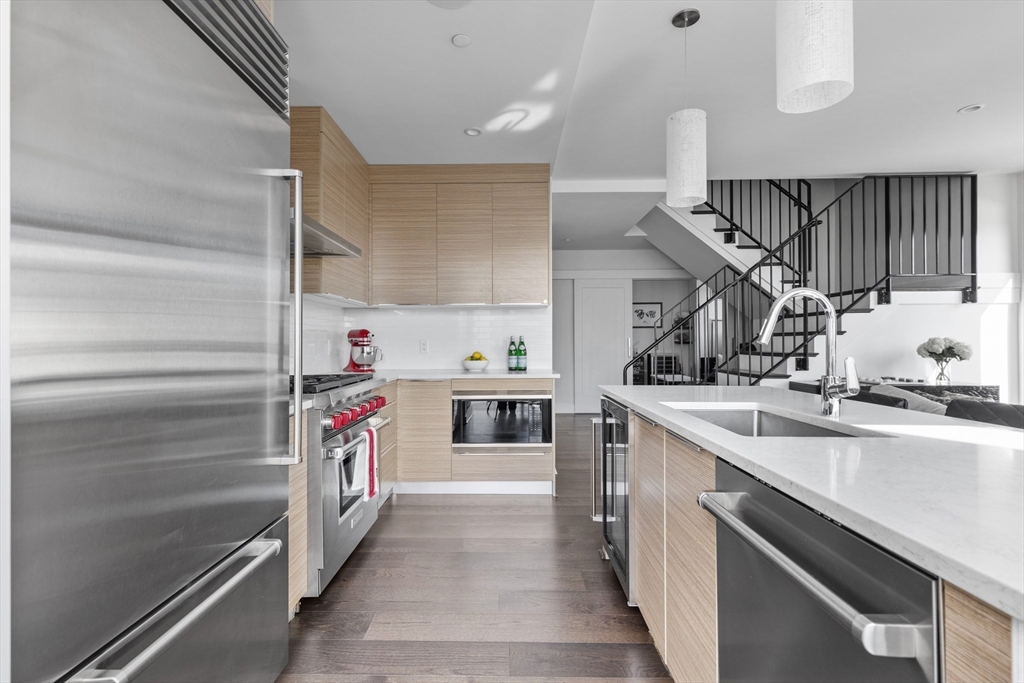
[69,539,282,683]
[698,491,928,659]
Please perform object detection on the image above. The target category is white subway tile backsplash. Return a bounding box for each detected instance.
[295,297,552,373]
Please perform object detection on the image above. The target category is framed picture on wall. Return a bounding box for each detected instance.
[633,302,663,328]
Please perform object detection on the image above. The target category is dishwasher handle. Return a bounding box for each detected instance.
[699,491,927,659]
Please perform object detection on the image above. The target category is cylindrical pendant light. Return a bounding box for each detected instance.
[666,108,707,207]
[666,8,706,208]
[776,0,854,114]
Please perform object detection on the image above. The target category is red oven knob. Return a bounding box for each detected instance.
[359,403,369,416]
[330,412,350,430]
[348,408,359,421]
[369,397,380,411]
[378,396,387,408]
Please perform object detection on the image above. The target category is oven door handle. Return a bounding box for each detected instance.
[699,492,927,659]
[454,394,552,400]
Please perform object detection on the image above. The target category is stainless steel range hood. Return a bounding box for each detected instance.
[291,210,362,257]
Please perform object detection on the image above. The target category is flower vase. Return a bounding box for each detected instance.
[935,361,952,386]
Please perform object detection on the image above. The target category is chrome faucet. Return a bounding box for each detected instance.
[755,287,859,417]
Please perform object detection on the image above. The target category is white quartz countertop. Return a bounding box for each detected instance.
[599,385,1024,620]
[376,368,559,381]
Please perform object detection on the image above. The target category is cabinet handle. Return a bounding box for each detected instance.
[635,413,657,427]
[667,430,702,452]
[699,492,927,659]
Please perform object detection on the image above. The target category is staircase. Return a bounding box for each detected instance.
[625,175,978,387]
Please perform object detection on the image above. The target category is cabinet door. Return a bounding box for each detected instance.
[437,183,492,304]
[943,582,1012,683]
[492,183,549,304]
[634,417,666,655]
[371,184,437,304]
[319,119,369,303]
[287,411,309,612]
[397,380,452,481]
[664,432,716,682]
[378,403,398,498]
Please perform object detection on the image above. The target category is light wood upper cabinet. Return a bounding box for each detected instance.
[664,432,717,683]
[290,107,370,303]
[943,582,1013,683]
[371,184,438,305]
[493,182,550,305]
[396,380,451,481]
[437,184,492,304]
[366,166,550,306]
[634,418,666,656]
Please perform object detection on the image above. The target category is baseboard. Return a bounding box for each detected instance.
[394,481,553,495]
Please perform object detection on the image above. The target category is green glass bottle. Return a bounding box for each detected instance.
[507,336,517,372]
[517,335,527,373]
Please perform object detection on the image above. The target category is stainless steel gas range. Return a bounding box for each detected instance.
[297,374,392,597]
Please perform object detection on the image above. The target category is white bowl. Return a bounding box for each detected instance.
[462,359,490,372]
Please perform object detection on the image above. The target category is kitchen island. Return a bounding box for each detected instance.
[600,384,1023,682]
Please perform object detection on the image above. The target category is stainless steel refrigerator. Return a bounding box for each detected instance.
[8,1,298,681]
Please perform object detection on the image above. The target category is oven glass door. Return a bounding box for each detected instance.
[452,398,552,445]
[325,431,369,522]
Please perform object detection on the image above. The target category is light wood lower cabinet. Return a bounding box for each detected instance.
[378,402,398,498]
[943,581,1013,683]
[664,431,717,682]
[634,418,666,656]
[451,450,553,481]
[287,410,309,614]
[397,380,452,481]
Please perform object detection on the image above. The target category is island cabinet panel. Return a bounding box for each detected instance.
[633,417,666,656]
[437,184,493,304]
[287,411,309,613]
[664,432,717,682]
[492,182,550,305]
[397,380,452,481]
[289,106,370,302]
[943,582,1013,683]
[371,184,438,305]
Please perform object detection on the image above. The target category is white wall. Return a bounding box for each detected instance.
[793,173,1023,402]
[553,248,692,279]
[298,297,553,372]
[552,280,575,412]
[632,279,694,351]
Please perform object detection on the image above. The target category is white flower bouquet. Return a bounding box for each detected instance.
[916,337,972,384]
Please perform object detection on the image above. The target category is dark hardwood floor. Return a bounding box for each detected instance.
[278,414,671,683]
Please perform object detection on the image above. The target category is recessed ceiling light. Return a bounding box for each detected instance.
[563,238,572,242]
[463,127,482,136]
[428,0,472,8]
[957,103,985,114]
[452,34,471,48]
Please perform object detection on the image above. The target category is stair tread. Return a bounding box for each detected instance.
[713,227,737,233]
[773,330,846,336]
[735,245,762,249]
[718,370,792,379]
[737,350,819,357]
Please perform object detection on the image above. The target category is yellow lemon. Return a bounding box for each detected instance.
[471,351,483,360]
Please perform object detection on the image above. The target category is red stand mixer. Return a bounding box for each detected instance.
[344,328,383,373]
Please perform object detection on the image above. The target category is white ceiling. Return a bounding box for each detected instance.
[276,0,594,164]
[275,0,1024,249]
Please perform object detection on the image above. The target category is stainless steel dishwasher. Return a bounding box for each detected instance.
[702,461,938,683]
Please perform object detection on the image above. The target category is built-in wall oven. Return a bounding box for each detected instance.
[452,389,553,447]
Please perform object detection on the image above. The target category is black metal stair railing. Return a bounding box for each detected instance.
[623,174,978,387]
[624,265,741,385]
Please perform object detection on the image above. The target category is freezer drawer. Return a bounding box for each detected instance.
[70,516,289,683]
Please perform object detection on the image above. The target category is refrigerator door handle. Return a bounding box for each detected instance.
[262,169,304,466]
[69,539,283,683]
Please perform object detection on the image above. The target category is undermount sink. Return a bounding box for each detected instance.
[681,409,865,438]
